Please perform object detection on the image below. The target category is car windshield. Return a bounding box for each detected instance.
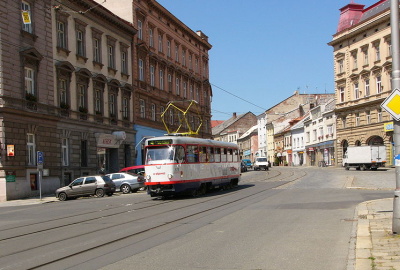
[257,158,267,162]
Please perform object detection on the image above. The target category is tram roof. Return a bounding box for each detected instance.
[145,135,238,148]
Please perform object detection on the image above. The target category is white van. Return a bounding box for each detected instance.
[253,157,269,171]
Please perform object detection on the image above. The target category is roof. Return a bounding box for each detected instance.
[238,125,258,140]
[212,112,254,135]
[211,120,224,128]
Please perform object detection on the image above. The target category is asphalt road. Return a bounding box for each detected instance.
[0,167,394,270]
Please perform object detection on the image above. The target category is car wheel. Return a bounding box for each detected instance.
[58,192,68,201]
[120,184,131,194]
[95,189,105,197]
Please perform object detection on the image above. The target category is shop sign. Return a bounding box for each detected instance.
[384,122,394,132]
[96,134,120,148]
[308,147,315,151]
[6,171,16,182]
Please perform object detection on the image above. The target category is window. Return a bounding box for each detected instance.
[149,28,154,47]
[159,69,164,90]
[190,84,193,99]
[108,45,115,69]
[175,78,180,95]
[27,133,36,165]
[167,40,171,57]
[352,53,357,70]
[109,93,116,117]
[338,59,344,73]
[151,103,156,121]
[182,50,186,66]
[21,1,32,33]
[139,59,144,81]
[365,79,370,97]
[140,99,145,118]
[366,110,371,124]
[158,34,163,52]
[168,74,172,92]
[169,110,174,125]
[78,84,86,109]
[137,20,143,39]
[76,30,85,56]
[122,97,129,119]
[175,45,179,61]
[354,83,359,99]
[59,79,67,106]
[313,130,317,141]
[355,113,360,126]
[150,65,155,87]
[375,45,380,61]
[62,138,69,166]
[388,41,392,57]
[376,76,382,93]
[195,58,199,73]
[339,86,345,103]
[25,67,35,95]
[363,49,368,65]
[95,89,102,114]
[377,108,382,122]
[189,54,192,69]
[183,81,187,98]
[93,38,101,62]
[57,21,67,49]
[121,51,128,74]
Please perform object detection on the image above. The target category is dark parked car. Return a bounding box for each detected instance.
[241,161,248,172]
[106,172,145,194]
[55,175,116,201]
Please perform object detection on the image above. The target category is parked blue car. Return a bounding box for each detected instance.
[242,159,252,169]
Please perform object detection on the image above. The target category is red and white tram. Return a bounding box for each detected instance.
[144,135,241,197]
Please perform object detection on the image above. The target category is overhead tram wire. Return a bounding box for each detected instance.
[210,83,268,112]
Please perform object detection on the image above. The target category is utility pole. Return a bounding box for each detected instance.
[389,0,400,234]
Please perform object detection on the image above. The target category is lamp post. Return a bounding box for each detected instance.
[389,0,400,234]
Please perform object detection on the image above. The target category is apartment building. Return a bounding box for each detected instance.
[237,125,258,161]
[0,0,137,201]
[97,0,213,165]
[212,112,257,144]
[303,99,336,166]
[329,0,395,166]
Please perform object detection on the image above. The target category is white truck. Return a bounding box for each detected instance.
[342,146,386,171]
[253,157,270,171]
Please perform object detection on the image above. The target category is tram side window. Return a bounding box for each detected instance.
[187,145,199,163]
[221,148,227,162]
[227,148,233,162]
[234,149,239,161]
[215,147,221,162]
[175,145,185,163]
[207,147,214,162]
[199,146,207,162]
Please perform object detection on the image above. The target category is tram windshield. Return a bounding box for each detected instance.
[145,145,186,165]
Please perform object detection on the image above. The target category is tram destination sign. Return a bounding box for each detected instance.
[148,139,173,146]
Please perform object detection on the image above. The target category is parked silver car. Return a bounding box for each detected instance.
[106,172,145,194]
[56,175,116,201]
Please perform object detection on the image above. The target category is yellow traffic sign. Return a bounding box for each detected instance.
[381,88,400,121]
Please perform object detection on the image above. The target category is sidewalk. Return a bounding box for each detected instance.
[0,195,57,207]
[352,198,400,270]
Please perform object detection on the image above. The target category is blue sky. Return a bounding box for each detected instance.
[156,0,378,120]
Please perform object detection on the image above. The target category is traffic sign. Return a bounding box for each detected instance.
[37,151,44,165]
[381,88,400,121]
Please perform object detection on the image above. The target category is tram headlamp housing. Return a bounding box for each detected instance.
[168,173,173,179]
[145,175,151,181]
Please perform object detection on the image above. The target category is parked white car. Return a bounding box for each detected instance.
[106,172,145,194]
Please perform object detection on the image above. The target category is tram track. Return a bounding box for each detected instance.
[0,168,308,270]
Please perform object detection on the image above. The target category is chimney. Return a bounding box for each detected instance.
[336,2,365,33]
[233,112,237,118]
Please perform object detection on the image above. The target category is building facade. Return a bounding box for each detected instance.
[329,0,394,166]
[0,0,137,201]
[97,0,213,165]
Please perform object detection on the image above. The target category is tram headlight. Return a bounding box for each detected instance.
[180,171,183,178]
[146,175,151,181]
[168,173,173,179]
